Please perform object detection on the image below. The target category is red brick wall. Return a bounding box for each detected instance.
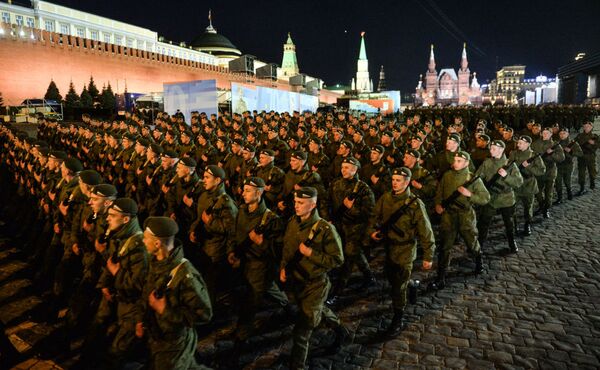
[0,27,339,106]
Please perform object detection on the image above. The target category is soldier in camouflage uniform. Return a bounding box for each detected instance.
[555,127,583,203]
[575,121,599,194]
[531,127,565,218]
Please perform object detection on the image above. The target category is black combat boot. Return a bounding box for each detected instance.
[523,222,532,236]
[577,184,586,196]
[508,236,518,253]
[474,254,483,274]
[591,180,595,190]
[567,188,573,200]
[542,208,550,219]
[386,309,406,336]
[325,323,349,354]
[431,266,446,290]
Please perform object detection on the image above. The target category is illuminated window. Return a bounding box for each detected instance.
[15,15,23,26]
[90,30,98,40]
[115,35,122,45]
[26,17,34,28]
[103,33,111,43]
[44,19,55,32]
[126,38,134,48]
[60,23,69,35]
[76,27,84,38]
[1,12,9,24]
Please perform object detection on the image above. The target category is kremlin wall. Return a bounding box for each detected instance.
[0,25,341,107]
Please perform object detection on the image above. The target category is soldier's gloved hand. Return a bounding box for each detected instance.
[149,291,166,315]
[249,230,264,245]
[277,201,286,211]
[371,231,383,241]
[435,204,444,215]
[343,197,355,209]
[299,242,313,257]
[183,194,194,207]
[72,244,80,256]
[457,186,472,197]
[228,252,240,268]
[189,231,197,243]
[423,260,432,270]
[101,287,113,302]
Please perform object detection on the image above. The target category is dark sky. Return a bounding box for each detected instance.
[52,0,600,92]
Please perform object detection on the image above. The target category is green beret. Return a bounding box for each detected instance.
[243,144,256,153]
[144,217,179,237]
[110,197,138,215]
[180,157,197,168]
[64,158,83,173]
[340,140,354,150]
[519,135,532,144]
[149,143,163,155]
[381,131,393,138]
[371,145,385,154]
[162,150,178,159]
[260,149,275,157]
[448,133,461,143]
[294,186,318,199]
[542,126,552,132]
[392,167,412,178]
[406,149,421,159]
[342,156,361,169]
[455,151,471,161]
[309,136,322,145]
[49,150,67,160]
[39,147,50,157]
[136,138,150,147]
[411,135,423,142]
[491,140,506,149]
[92,184,118,198]
[291,151,307,161]
[244,177,265,188]
[79,170,103,186]
[480,134,491,142]
[560,127,569,133]
[205,165,225,180]
[232,138,244,146]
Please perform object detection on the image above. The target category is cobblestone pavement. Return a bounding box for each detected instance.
[2,126,600,370]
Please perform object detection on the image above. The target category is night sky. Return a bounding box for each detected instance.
[51,0,600,92]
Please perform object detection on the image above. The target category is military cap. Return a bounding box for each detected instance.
[181,130,193,138]
[342,156,361,169]
[260,149,275,157]
[205,165,225,180]
[560,127,569,133]
[504,127,514,133]
[180,157,197,168]
[392,167,412,178]
[392,126,402,133]
[34,140,49,148]
[519,135,532,144]
[64,158,83,173]
[371,145,385,154]
[123,133,137,142]
[110,132,122,140]
[243,143,256,152]
[532,122,541,128]
[137,138,150,147]
[455,151,471,161]
[244,177,265,188]
[294,186,318,199]
[354,129,364,137]
[552,123,560,128]
[309,136,322,145]
[149,143,163,154]
[448,133,461,143]
[317,125,327,132]
[287,134,299,143]
[411,135,423,142]
[92,184,118,198]
[267,126,278,133]
[198,132,210,140]
[49,150,67,160]
[110,197,138,215]
[79,170,103,186]
[479,134,491,142]
[340,140,354,150]
[166,129,179,137]
[38,147,50,157]
[162,150,178,159]
[232,138,244,146]
[144,216,179,238]
[381,131,393,138]
[417,129,427,136]
[290,150,307,161]
[406,149,421,158]
[491,140,506,149]
[217,136,230,145]
[542,126,552,132]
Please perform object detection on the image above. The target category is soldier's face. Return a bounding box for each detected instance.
[290,157,304,171]
[410,139,421,149]
[532,127,541,135]
[242,185,261,205]
[446,140,459,152]
[341,163,357,179]
[176,163,190,178]
[517,140,530,151]
[203,173,220,191]
[490,145,504,159]
[258,154,273,167]
[452,157,469,171]
[89,195,108,214]
[584,123,592,133]
[48,158,59,171]
[242,151,253,161]
[294,197,316,218]
[143,230,160,255]
[403,154,417,168]
[370,150,382,163]
[106,209,128,231]
[542,130,552,140]
[559,131,569,140]
[392,175,409,193]
[381,136,391,145]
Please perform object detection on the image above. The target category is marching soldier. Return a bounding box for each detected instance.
[279,187,348,370]
[531,127,565,217]
[138,217,212,370]
[575,121,599,194]
[475,140,523,253]
[433,151,490,290]
[508,136,546,236]
[555,127,583,203]
[367,167,435,335]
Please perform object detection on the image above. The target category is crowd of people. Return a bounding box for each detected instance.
[0,104,598,370]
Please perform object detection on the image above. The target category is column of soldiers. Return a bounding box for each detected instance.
[0,103,597,370]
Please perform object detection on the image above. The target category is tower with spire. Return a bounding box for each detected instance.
[457,43,471,104]
[425,44,438,102]
[377,65,386,92]
[352,32,372,93]
[281,32,300,77]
